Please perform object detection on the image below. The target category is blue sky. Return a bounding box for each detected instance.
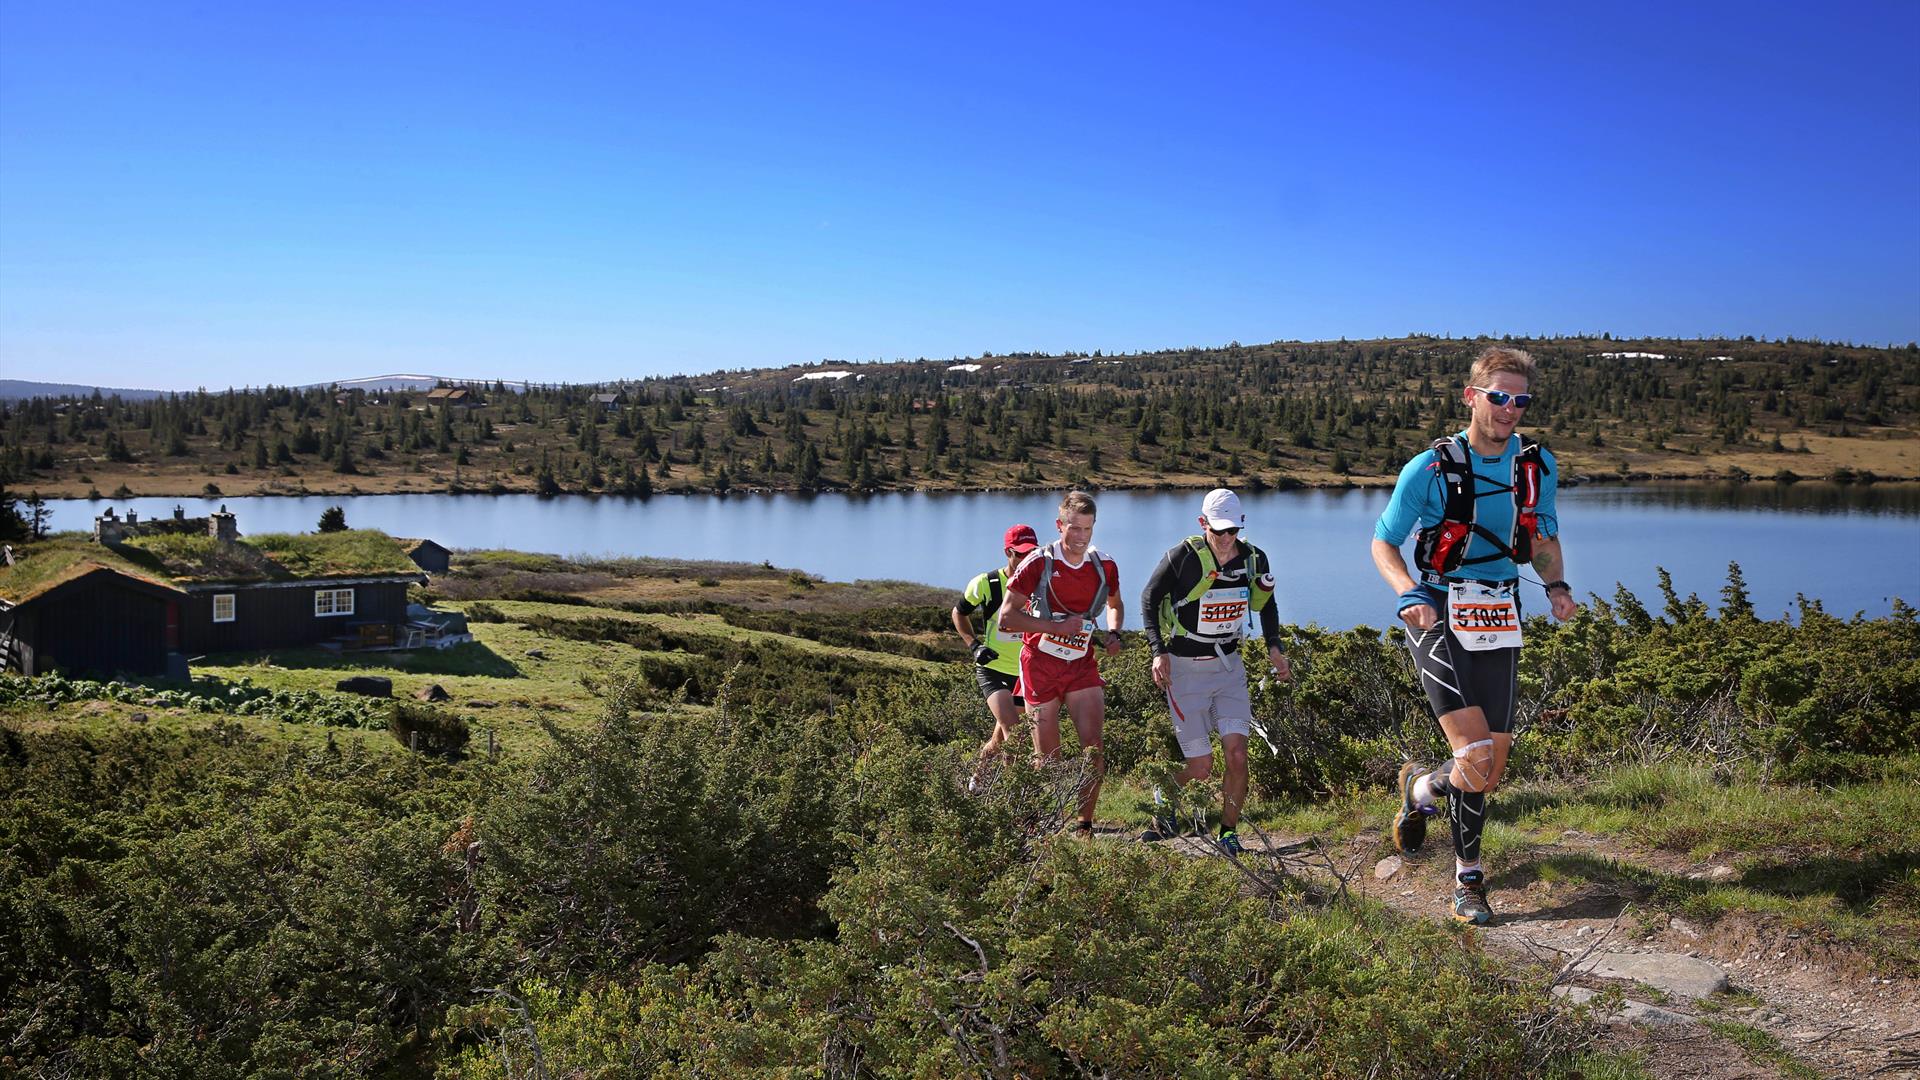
[2,2,1916,390]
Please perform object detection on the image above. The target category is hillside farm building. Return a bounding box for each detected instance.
[0,507,432,678]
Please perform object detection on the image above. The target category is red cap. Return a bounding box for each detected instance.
[1003,523,1039,553]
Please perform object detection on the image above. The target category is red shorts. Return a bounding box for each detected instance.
[1016,648,1105,708]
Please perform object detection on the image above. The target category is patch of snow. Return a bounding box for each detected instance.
[1708,355,1734,362]
[1593,352,1670,360]
[794,371,854,382]
[947,363,982,373]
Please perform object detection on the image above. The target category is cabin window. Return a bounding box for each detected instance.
[212,594,236,623]
[314,588,356,617]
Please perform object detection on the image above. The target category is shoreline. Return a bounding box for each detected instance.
[29,469,1920,501]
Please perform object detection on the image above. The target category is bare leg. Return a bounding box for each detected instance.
[1218,733,1250,830]
[1062,685,1107,825]
[1030,697,1065,761]
[1176,754,1214,784]
[976,690,1023,761]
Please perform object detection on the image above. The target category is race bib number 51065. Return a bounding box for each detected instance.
[1036,619,1093,661]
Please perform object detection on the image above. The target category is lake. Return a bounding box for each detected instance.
[41,484,1920,629]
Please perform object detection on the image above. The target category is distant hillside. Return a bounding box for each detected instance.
[3,336,1916,498]
[0,379,168,402]
[321,375,535,393]
[0,374,534,401]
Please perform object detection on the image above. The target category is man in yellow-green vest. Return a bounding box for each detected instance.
[952,523,1040,789]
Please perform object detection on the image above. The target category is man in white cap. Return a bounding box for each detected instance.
[1137,487,1291,855]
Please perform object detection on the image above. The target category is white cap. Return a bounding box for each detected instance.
[1200,488,1244,531]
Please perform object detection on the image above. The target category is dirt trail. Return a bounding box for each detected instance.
[1141,826,1920,1079]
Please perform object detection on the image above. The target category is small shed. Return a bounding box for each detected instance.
[400,538,451,575]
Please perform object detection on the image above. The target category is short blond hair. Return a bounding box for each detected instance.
[1469,346,1536,387]
[1058,490,1097,519]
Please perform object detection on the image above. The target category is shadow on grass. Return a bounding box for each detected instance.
[207,642,523,679]
[1498,848,1920,920]
[1739,850,1920,913]
[1485,786,1584,822]
[1498,852,1655,922]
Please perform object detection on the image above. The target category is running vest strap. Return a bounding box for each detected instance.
[960,568,1021,675]
[978,569,1005,621]
[1029,547,1114,623]
[1413,435,1547,579]
[1155,536,1275,644]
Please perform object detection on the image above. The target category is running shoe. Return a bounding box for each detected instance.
[1218,828,1244,858]
[1451,870,1493,926]
[1392,762,1434,853]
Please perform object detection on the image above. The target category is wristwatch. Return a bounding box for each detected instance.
[1544,580,1572,595]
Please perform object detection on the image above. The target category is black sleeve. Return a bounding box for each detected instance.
[1256,588,1282,648]
[1248,545,1282,647]
[1139,545,1189,656]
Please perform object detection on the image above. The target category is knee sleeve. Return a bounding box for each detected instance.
[1452,739,1496,792]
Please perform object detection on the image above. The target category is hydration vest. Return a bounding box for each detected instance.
[1028,546,1114,623]
[1413,434,1547,578]
[978,568,1014,645]
[1155,536,1275,643]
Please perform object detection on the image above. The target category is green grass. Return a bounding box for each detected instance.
[1554,1050,1656,1080]
[1094,771,1373,843]
[466,599,944,666]
[194,617,672,753]
[1475,760,1920,968]
[0,532,178,601]
[1701,1019,1824,1080]
[189,598,945,755]
[243,529,421,577]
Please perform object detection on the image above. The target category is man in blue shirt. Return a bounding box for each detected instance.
[1371,346,1579,925]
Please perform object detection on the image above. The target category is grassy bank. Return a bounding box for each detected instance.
[3,549,1914,1075]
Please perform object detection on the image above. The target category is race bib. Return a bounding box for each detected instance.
[1448,581,1522,651]
[1036,619,1094,661]
[1195,586,1250,638]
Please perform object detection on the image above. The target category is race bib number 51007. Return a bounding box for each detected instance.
[1447,582,1521,651]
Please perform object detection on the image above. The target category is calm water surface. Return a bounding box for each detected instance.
[44,484,1920,629]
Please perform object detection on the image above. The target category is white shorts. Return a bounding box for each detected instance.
[1166,651,1252,759]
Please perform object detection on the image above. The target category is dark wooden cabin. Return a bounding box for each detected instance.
[180,576,417,654]
[1,514,429,677]
[0,566,187,678]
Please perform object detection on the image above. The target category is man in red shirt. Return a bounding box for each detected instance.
[998,490,1124,837]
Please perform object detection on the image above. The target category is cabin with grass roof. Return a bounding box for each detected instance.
[0,508,428,677]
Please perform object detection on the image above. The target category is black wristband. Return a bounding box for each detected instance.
[1544,580,1572,595]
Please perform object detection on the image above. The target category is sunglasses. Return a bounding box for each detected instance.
[1470,386,1535,409]
[1207,525,1242,536]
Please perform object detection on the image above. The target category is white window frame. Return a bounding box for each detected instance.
[212,593,236,623]
[313,588,356,617]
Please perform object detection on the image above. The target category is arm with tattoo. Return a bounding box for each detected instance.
[1532,536,1577,619]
